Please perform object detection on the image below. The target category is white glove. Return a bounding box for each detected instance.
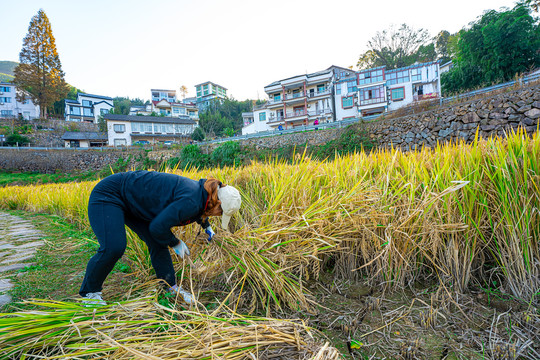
[172,240,190,258]
[169,284,195,304]
[205,226,215,242]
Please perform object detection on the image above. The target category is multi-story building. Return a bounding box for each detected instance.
[104,114,197,146]
[242,62,441,134]
[386,61,441,112]
[195,81,227,110]
[64,93,113,123]
[132,89,200,125]
[263,68,335,131]
[0,82,40,119]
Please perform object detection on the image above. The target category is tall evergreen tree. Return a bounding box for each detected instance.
[13,9,68,118]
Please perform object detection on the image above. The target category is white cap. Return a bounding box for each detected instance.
[217,185,241,230]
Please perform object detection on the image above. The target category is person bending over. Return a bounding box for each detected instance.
[79,170,241,305]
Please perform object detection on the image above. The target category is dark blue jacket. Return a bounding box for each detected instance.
[119,171,210,247]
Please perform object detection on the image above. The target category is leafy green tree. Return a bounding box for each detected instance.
[191,127,205,141]
[357,24,432,70]
[97,115,107,132]
[51,85,84,116]
[199,98,252,137]
[435,30,453,64]
[442,4,540,94]
[13,9,69,118]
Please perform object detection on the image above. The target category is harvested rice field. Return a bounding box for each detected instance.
[0,129,539,359]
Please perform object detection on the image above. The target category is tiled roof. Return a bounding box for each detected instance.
[104,114,196,125]
[61,131,108,141]
[65,99,79,104]
[77,92,113,100]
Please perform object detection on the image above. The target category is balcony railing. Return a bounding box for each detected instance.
[284,92,306,100]
[413,93,439,101]
[308,108,332,116]
[268,97,283,105]
[307,89,330,97]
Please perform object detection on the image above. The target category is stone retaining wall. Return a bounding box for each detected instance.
[0,148,157,173]
[366,85,540,151]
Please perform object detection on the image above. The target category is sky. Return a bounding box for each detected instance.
[1,0,520,102]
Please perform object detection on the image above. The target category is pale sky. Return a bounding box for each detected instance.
[1,0,519,101]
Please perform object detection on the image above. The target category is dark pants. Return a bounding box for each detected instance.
[79,174,176,296]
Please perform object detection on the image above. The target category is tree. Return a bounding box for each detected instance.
[442,4,540,94]
[179,85,188,100]
[357,24,431,70]
[13,9,68,118]
[435,30,453,64]
[199,98,253,137]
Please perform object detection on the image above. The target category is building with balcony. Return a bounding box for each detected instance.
[0,82,40,119]
[151,89,177,103]
[263,68,335,130]
[104,114,197,146]
[386,61,441,112]
[195,81,227,111]
[64,93,113,123]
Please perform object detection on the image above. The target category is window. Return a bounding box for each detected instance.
[82,100,92,107]
[203,85,209,96]
[259,112,266,121]
[136,122,152,133]
[411,68,421,81]
[317,84,326,93]
[276,109,284,119]
[391,87,405,101]
[273,93,281,102]
[335,83,341,95]
[83,108,93,116]
[294,106,305,115]
[0,97,11,103]
[0,86,10,92]
[196,86,202,97]
[358,69,384,85]
[114,139,126,147]
[347,80,357,94]
[70,140,80,148]
[100,109,109,115]
[1,110,13,116]
[342,96,354,108]
[114,124,125,133]
[359,85,385,105]
[70,106,81,115]
[386,70,409,85]
[292,89,300,98]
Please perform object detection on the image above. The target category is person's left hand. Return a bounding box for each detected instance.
[205,226,215,242]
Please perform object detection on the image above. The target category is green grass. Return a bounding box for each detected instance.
[0,170,99,187]
[1,210,132,311]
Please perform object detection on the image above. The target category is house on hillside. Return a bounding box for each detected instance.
[262,68,335,131]
[104,114,197,147]
[195,81,227,111]
[0,82,40,119]
[130,89,199,125]
[64,93,113,123]
[62,131,107,148]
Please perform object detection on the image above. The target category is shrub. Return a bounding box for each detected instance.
[211,141,242,167]
[5,133,30,146]
[192,127,205,141]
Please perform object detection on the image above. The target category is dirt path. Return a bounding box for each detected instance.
[0,212,44,307]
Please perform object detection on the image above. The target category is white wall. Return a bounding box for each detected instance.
[0,84,40,119]
[242,108,271,134]
[107,120,132,146]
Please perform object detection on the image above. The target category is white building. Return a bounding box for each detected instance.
[64,93,113,123]
[0,82,40,119]
[104,114,197,147]
[263,68,335,131]
[131,89,199,125]
[195,81,227,110]
[332,66,363,121]
[386,61,441,112]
